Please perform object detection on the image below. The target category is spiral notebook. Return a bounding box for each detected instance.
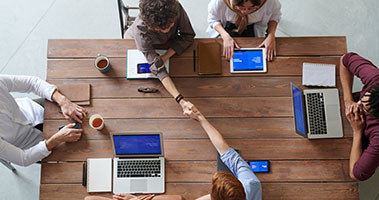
[87,158,112,192]
[302,63,336,87]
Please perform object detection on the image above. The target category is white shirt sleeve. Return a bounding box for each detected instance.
[269,0,282,22]
[0,138,51,166]
[0,75,57,101]
[208,0,223,29]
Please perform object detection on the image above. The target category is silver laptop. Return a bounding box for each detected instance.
[290,83,343,139]
[111,132,165,194]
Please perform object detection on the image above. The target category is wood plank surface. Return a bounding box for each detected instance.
[40,182,358,200]
[43,117,353,140]
[42,138,351,161]
[47,37,346,58]
[44,97,293,119]
[41,160,351,184]
[46,57,341,78]
[48,76,343,98]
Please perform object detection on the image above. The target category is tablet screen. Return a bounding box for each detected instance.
[232,49,264,71]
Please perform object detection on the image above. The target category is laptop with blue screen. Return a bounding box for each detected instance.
[290,83,343,139]
[111,132,164,194]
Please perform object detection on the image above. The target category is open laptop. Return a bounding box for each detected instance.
[111,132,165,194]
[290,83,343,139]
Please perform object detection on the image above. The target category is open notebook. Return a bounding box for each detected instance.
[302,63,336,87]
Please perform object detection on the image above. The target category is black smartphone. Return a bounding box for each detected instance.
[137,63,151,74]
[248,160,270,173]
[58,122,81,130]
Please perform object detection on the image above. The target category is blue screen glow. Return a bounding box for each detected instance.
[232,50,264,71]
[249,161,269,172]
[292,85,306,135]
[113,135,161,155]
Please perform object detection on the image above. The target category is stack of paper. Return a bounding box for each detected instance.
[302,63,336,87]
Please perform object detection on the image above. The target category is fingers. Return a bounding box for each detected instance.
[138,194,155,200]
[257,42,264,48]
[234,40,241,49]
[229,45,234,61]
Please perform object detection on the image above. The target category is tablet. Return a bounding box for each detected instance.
[230,48,267,73]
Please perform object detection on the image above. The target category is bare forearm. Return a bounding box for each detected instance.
[339,55,354,103]
[267,21,278,36]
[349,131,362,180]
[214,24,231,39]
[161,76,180,99]
[51,90,69,107]
[199,117,230,155]
[161,48,176,63]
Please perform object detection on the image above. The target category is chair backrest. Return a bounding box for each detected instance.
[117,0,139,38]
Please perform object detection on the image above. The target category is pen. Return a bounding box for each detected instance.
[193,47,196,72]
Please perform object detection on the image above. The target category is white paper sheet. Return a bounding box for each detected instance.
[302,63,336,87]
[87,158,112,192]
[126,49,169,79]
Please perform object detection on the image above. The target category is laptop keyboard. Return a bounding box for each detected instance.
[117,160,161,178]
[306,93,327,134]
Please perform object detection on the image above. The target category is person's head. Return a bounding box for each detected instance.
[211,171,246,200]
[359,83,379,117]
[232,0,262,15]
[139,0,180,33]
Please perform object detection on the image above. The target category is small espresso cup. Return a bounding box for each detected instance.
[94,54,111,73]
[89,114,105,130]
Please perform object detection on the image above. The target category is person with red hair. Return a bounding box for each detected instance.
[184,107,261,200]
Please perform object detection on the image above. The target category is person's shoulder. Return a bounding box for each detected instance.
[209,0,226,8]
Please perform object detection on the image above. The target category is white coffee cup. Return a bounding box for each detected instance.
[89,114,104,130]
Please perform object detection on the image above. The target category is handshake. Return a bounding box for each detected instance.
[178,100,204,122]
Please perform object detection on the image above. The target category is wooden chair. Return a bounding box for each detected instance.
[0,159,16,172]
[117,0,139,38]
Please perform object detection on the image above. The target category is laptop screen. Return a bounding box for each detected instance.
[113,134,162,155]
[291,84,306,136]
[232,49,264,71]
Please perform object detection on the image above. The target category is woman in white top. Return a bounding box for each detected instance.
[207,0,281,61]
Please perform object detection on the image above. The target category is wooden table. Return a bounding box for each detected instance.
[40,37,358,200]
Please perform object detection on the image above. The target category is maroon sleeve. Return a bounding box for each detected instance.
[353,134,379,181]
[342,52,379,86]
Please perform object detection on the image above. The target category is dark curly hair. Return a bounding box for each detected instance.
[139,0,180,30]
[233,0,262,6]
[365,82,379,117]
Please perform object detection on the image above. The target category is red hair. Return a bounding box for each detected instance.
[211,171,246,200]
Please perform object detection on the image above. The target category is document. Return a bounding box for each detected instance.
[126,49,169,79]
[302,63,336,87]
[87,158,112,192]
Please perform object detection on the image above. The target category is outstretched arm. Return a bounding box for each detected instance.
[184,107,229,155]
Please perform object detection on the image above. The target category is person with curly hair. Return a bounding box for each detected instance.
[125,0,196,116]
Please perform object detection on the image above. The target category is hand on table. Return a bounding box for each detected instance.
[60,99,87,123]
[258,34,276,61]
[113,194,155,200]
[46,123,83,151]
[222,35,240,61]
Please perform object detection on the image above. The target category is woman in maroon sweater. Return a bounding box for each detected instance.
[340,52,379,181]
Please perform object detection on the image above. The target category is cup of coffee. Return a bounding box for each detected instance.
[89,114,105,130]
[94,53,111,73]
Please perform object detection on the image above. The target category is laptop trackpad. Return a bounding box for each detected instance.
[130,179,147,192]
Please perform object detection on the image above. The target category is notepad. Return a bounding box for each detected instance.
[87,158,112,193]
[302,63,336,87]
[126,49,169,79]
